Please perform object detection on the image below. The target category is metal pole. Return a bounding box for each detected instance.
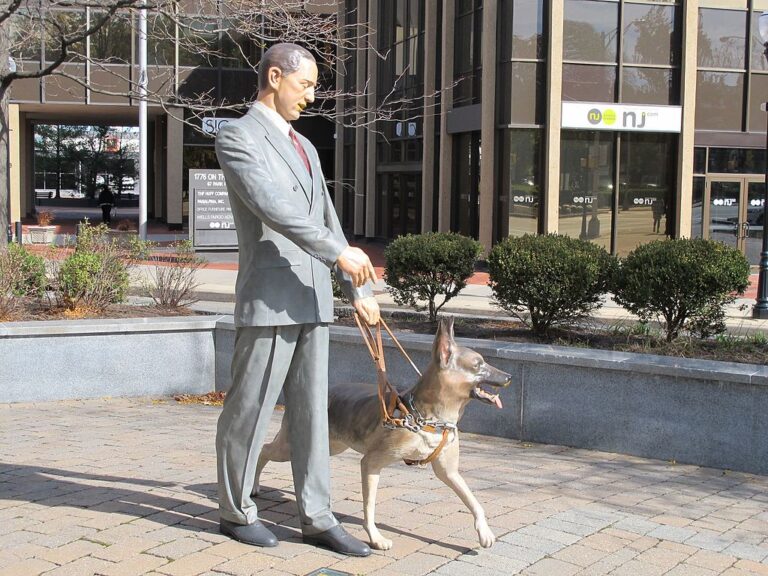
[753,43,768,318]
[138,4,148,240]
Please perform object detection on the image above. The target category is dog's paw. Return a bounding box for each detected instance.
[476,522,495,548]
[370,536,393,550]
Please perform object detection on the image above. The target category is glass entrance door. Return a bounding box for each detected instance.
[706,176,765,265]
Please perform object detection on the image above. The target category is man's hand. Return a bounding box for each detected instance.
[336,246,378,288]
[353,296,380,325]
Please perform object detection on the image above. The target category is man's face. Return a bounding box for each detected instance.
[270,57,318,122]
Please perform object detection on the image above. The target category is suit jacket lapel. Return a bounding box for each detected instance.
[247,106,313,204]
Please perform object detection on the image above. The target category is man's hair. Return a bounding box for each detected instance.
[258,43,315,91]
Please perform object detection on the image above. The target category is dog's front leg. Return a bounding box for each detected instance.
[361,455,393,550]
[432,440,495,548]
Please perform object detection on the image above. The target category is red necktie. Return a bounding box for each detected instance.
[289,129,312,175]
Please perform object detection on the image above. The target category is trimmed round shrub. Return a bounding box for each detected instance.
[384,232,483,321]
[488,234,617,336]
[612,238,750,341]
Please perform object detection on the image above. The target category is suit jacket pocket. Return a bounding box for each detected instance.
[252,249,303,268]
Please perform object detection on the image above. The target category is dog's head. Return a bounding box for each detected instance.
[431,317,512,409]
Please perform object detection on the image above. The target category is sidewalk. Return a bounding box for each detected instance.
[2,398,768,576]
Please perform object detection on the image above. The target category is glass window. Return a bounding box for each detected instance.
[559,130,615,253]
[695,72,744,130]
[698,8,747,69]
[691,176,705,238]
[694,147,706,174]
[621,67,676,105]
[623,4,678,66]
[91,12,132,64]
[752,11,768,71]
[221,29,256,69]
[44,11,86,62]
[748,73,768,132]
[501,129,542,237]
[178,18,218,67]
[145,14,176,66]
[498,0,545,60]
[616,132,677,255]
[708,147,766,174]
[563,0,618,63]
[11,12,42,61]
[562,64,616,102]
[498,62,545,124]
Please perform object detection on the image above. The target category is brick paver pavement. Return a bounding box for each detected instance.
[1,398,767,576]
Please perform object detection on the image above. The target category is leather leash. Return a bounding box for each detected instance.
[352,313,452,466]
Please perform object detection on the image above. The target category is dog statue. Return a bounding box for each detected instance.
[255,317,511,550]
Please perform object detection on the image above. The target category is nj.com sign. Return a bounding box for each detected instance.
[562,103,682,133]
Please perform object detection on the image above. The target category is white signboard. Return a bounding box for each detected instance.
[562,102,682,133]
[201,117,230,135]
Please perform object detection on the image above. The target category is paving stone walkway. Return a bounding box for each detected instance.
[1,398,768,576]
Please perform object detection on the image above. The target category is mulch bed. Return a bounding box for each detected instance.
[2,301,205,322]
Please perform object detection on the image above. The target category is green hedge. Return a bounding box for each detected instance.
[488,234,617,336]
[384,232,482,321]
[612,238,750,341]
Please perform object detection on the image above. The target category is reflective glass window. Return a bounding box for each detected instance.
[91,12,132,64]
[559,130,615,253]
[695,72,744,130]
[621,67,676,105]
[622,4,678,66]
[563,0,618,63]
[708,147,766,174]
[562,64,616,102]
[502,0,545,60]
[691,177,705,238]
[45,11,86,62]
[752,11,768,71]
[698,9,747,69]
[748,73,768,132]
[616,132,677,255]
[694,147,706,174]
[500,129,542,237]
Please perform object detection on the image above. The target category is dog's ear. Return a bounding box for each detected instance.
[433,317,456,368]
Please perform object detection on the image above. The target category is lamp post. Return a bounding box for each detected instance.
[753,11,768,319]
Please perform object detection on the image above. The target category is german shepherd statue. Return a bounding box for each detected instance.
[255,317,511,550]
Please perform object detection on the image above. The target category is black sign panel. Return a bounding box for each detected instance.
[190,169,238,249]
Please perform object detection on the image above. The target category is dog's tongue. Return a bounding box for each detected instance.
[493,394,503,409]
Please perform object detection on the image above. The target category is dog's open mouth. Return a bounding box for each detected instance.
[472,386,502,409]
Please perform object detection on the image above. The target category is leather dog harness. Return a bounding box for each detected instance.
[353,314,456,466]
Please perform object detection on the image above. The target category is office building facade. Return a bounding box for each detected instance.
[334,0,768,263]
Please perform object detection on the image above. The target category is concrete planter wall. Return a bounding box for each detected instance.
[3,315,766,474]
[215,322,768,475]
[0,315,225,403]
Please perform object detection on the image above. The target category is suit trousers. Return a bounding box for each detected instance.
[216,323,338,535]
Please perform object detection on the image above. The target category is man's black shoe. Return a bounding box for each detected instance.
[220,518,278,547]
[302,525,371,557]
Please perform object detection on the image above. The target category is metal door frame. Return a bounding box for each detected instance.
[704,174,765,254]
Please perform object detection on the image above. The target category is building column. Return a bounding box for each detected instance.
[421,0,438,233]
[543,0,565,233]
[479,0,498,251]
[354,0,367,236]
[8,104,20,225]
[166,107,183,229]
[365,0,378,237]
[437,0,455,232]
[676,0,698,238]
[334,0,345,223]
[154,118,164,219]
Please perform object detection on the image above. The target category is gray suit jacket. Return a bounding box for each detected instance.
[215,105,371,327]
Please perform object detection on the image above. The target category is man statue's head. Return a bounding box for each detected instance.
[257,43,318,122]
